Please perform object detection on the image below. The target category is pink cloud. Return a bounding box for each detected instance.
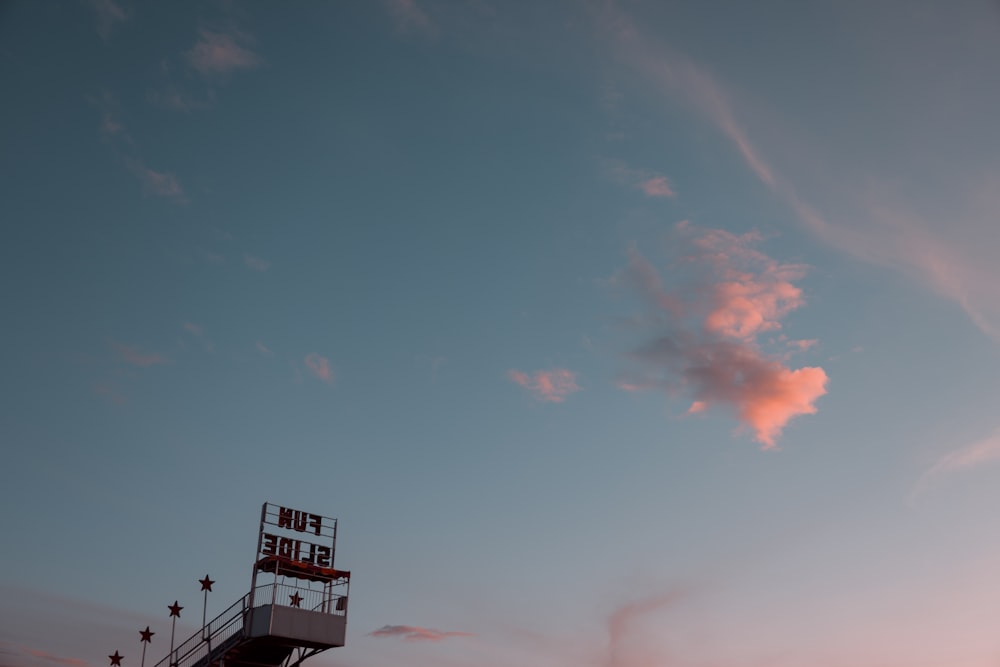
[385,0,437,36]
[607,591,690,667]
[607,160,676,199]
[111,341,168,368]
[187,29,260,75]
[618,224,826,448]
[369,625,474,642]
[605,6,1000,346]
[21,647,90,667]
[638,176,675,198]
[789,339,818,351]
[244,254,270,271]
[256,341,273,355]
[182,322,203,336]
[304,353,332,383]
[509,368,581,403]
[125,159,186,203]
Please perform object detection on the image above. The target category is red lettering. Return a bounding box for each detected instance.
[279,537,293,558]
[316,546,331,567]
[303,542,315,564]
[293,511,307,532]
[278,507,293,529]
[262,533,278,556]
[309,514,322,535]
[293,539,302,561]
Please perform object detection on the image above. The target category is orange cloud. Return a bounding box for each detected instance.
[618,224,827,447]
[369,624,473,641]
[509,368,581,403]
[304,353,332,383]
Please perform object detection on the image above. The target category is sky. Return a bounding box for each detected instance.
[2,1,1000,666]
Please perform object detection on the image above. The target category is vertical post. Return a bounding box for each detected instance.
[168,602,183,667]
[139,626,153,667]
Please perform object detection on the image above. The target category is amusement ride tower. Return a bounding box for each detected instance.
[133,503,349,667]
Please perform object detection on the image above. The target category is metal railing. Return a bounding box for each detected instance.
[251,583,346,616]
[151,594,249,667]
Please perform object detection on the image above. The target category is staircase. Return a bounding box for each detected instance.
[151,585,347,667]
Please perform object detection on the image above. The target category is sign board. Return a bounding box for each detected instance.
[257,502,337,569]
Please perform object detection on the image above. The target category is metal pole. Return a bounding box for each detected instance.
[168,602,182,667]
[139,626,153,667]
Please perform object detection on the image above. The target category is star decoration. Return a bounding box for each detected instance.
[139,627,154,643]
[198,575,215,592]
[168,601,183,618]
[288,592,303,608]
[109,651,123,666]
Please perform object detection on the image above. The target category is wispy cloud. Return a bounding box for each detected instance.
[89,0,127,40]
[125,159,186,203]
[111,341,168,368]
[385,0,437,37]
[509,368,581,403]
[182,322,214,352]
[304,353,332,383]
[604,5,1000,345]
[369,625,474,642]
[186,29,260,75]
[18,646,90,667]
[607,159,676,198]
[607,591,688,667]
[616,223,826,448]
[255,341,273,355]
[916,428,1000,496]
[243,254,270,272]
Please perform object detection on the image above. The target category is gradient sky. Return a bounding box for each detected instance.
[3,2,1000,666]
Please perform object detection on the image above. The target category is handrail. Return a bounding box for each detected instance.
[151,594,249,667]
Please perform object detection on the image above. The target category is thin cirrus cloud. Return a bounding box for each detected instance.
[125,158,186,203]
[255,341,273,355]
[914,427,1000,497]
[508,368,581,403]
[369,625,474,642]
[604,4,1000,344]
[616,222,827,448]
[111,341,168,368]
[304,353,332,383]
[186,29,260,76]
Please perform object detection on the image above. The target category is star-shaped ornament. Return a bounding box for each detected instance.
[140,627,154,643]
[109,651,124,666]
[168,601,183,618]
[198,575,214,592]
[288,592,302,608]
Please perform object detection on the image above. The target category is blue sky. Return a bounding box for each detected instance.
[3,1,1000,666]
